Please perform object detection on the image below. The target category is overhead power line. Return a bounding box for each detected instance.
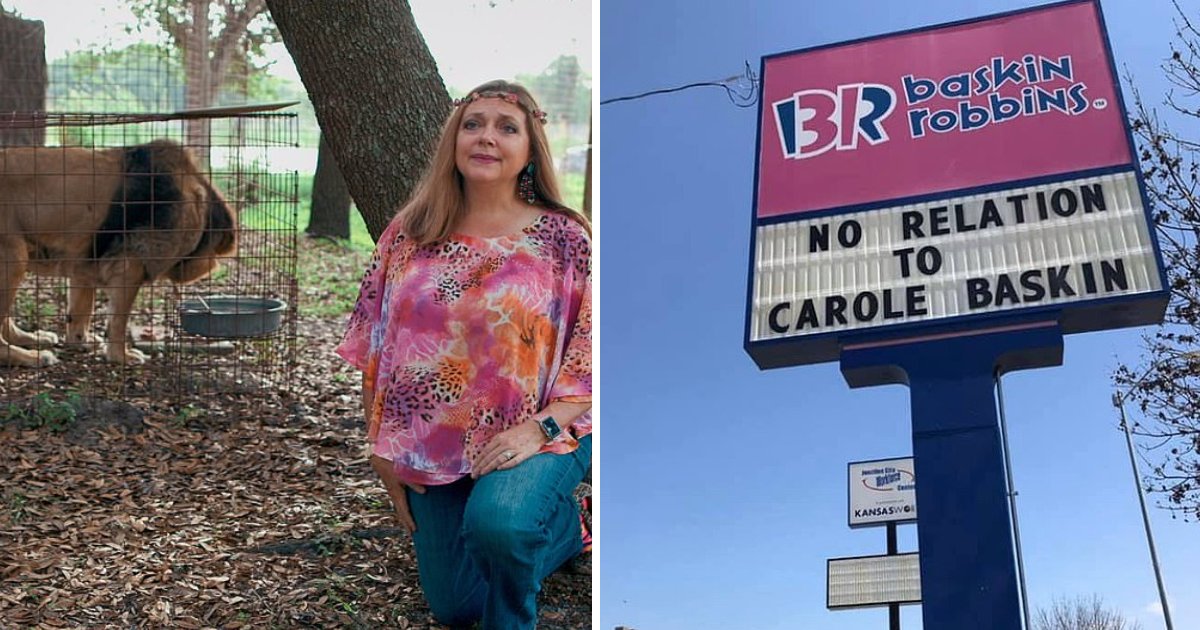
[600,62,759,108]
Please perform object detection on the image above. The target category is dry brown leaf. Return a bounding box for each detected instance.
[1,311,590,628]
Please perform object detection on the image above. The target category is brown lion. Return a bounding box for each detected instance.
[0,139,237,367]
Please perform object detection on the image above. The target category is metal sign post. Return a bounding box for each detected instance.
[831,457,920,624]
[887,522,900,630]
[842,320,1063,629]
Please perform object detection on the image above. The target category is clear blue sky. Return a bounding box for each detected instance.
[598,1,1200,628]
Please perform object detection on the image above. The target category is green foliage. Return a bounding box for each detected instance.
[4,491,28,523]
[47,41,313,117]
[289,172,373,251]
[316,573,366,617]
[47,44,184,121]
[239,74,321,146]
[560,172,586,213]
[355,491,387,512]
[171,404,202,427]
[4,392,82,433]
[13,294,56,321]
[295,237,370,318]
[121,0,280,64]
[289,170,372,318]
[210,169,368,319]
[515,55,591,126]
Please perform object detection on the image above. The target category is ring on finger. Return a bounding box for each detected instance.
[503,450,515,462]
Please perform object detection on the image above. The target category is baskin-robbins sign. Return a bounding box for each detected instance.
[745,0,1168,368]
[849,457,917,528]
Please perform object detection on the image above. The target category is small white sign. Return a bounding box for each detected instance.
[849,457,917,528]
[827,553,922,609]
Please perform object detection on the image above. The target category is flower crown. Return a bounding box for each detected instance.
[453,90,548,124]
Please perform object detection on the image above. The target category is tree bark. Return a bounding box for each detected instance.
[0,13,46,147]
[306,133,352,239]
[183,0,212,162]
[160,0,268,164]
[266,0,450,241]
[583,118,592,220]
[207,0,266,103]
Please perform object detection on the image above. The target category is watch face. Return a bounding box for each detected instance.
[540,417,562,438]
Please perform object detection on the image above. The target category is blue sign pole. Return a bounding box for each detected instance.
[840,320,1063,630]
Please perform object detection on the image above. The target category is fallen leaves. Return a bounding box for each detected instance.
[1,313,591,628]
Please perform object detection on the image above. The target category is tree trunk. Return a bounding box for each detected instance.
[159,0,268,164]
[183,0,213,164]
[0,13,46,146]
[206,0,267,104]
[583,118,592,220]
[306,133,352,239]
[266,0,450,242]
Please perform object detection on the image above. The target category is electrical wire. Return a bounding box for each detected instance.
[600,61,760,109]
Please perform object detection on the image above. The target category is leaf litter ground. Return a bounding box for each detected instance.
[0,238,590,629]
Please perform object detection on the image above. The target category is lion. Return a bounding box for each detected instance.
[0,139,237,367]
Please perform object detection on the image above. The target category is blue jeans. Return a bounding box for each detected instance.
[406,435,591,629]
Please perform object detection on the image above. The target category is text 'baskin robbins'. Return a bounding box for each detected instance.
[773,54,1104,160]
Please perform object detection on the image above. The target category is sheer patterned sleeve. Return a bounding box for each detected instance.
[549,227,592,404]
[336,219,401,371]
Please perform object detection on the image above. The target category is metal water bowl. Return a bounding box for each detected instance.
[179,295,287,338]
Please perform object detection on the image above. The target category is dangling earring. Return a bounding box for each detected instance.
[517,162,537,205]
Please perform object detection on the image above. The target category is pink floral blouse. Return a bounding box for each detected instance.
[336,211,592,486]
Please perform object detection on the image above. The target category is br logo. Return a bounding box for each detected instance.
[773,83,896,159]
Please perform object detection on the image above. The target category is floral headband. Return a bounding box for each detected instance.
[453,90,548,124]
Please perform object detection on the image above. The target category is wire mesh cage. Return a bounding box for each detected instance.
[0,5,300,409]
[0,111,299,407]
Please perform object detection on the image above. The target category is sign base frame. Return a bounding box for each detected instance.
[840,319,1063,630]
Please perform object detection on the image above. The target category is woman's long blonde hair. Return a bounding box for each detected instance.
[397,79,590,245]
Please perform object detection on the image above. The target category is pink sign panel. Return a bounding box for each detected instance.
[756,0,1131,218]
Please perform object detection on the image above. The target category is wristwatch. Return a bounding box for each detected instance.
[537,416,563,442]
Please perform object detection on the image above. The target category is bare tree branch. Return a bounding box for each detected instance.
[1034,595,1143,630]
[1118,4,1200,521]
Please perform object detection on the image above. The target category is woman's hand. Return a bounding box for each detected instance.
[370,455,425,532]
[472,402,589,478]
[471,420,546,478]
